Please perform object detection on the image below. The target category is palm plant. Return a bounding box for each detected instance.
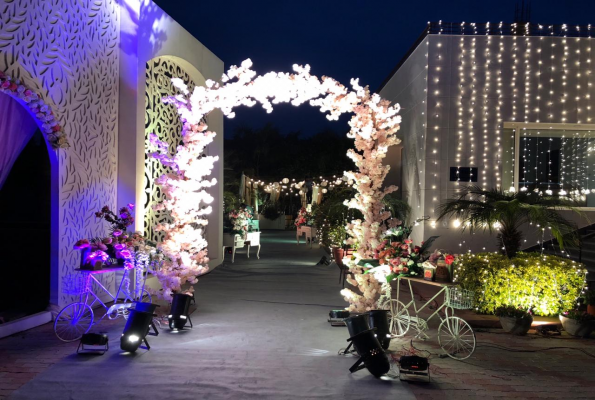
[436,186,581,258]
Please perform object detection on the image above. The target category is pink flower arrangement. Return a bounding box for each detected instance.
[73,204,145,270]
[0,71,68,149]
[294,207,312,229]
[94,204,134,232]
[228,208,253,236]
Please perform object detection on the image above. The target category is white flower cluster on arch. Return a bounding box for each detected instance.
[148,59,401,304]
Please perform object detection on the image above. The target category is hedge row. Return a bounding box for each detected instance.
[453,252,587,316]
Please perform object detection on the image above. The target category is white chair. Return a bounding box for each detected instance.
[245,231,261,259]
[296,226,316,248]
[222,234,245,263]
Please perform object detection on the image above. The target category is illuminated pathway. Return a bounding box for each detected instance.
[8,230,415,399]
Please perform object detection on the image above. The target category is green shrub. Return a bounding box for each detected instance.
[223,191,241,214]
[563,310,595,323]
[327,224,347,247]
[261,204,281,221]
[494,305,531,318]
[583,289,595,306]
[453,252,587,316]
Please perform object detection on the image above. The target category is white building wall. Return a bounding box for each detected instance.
[0,0,120,306]
[379,37,429,245]
[383,33,595,253]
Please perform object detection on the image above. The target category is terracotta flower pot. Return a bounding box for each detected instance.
[499,315,533,335]
[560,315,595,338]
[588,305,595,317]
[331,247,345,267]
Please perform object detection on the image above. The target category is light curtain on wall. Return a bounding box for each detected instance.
[0,93,39,189]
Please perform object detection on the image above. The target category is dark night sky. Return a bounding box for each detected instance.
[154,0,595,138]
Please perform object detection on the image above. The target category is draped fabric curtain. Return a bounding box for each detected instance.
[0,93,39,189]
[239,172,246,201]
[269,183,280,203]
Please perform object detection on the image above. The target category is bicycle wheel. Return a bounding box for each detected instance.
[386,299,410,337]
[139,289,152,303]
[438,316,476,360]
[54,303,94,342]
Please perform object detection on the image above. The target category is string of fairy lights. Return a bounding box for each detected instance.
[244,174,350,198]
[420,21,595,256]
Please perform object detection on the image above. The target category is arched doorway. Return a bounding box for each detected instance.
[0,93,51,323]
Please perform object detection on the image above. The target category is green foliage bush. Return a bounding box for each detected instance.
[223,191,241,214]
[453,252,587,316]
[261,203,281,221]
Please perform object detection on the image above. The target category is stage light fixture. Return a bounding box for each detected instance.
[168,293,193,331]
[317,256,331,265]
[120,309,154,353]
[340,314,371,355]
[77,333,109,355]
[368,310,391,349]
[347,328,390,378]
[399,355,430,382]
[345,314,370,338]
[328,309,349,326]
[134,301,160,336]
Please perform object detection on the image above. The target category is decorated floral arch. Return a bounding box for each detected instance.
[148,59,401,305]
[0,71,68,149]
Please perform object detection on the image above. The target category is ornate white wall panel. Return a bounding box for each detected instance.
[0,0,120,305]
[144,57,196,242]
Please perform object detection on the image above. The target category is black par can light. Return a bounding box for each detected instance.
[168,293,193,331]
[347,329,390,378]
[134,301,160,336]
[368,309,391,350]
[77,333,109,355]
[120,309,154,353]
[328,310,350,326]
[345,314,370,337]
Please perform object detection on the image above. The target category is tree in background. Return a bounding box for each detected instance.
[224,123,353,189]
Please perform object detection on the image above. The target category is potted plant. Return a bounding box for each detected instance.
[584,290,595,316]
[495,305,533,335]
[560,310,595,338]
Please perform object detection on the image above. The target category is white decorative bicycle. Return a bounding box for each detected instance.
[54,261,152,342]
[379,276,476,360]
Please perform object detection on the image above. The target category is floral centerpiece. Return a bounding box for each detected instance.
[295,207,313,229]
[0,70,68,149]
[366,219,437,283]
[426,249,457,281]
[73,204,145,270]
[228,208,253,236]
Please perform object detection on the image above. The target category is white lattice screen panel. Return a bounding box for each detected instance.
[144,57,196,242]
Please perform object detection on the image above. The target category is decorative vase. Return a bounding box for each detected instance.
[499,315,533,335]
[559,315,595,338]
[588,305,595,317]
[435,260,450,282]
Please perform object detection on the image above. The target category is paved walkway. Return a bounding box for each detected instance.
[1,230,595,399]
[1,231,414,399]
